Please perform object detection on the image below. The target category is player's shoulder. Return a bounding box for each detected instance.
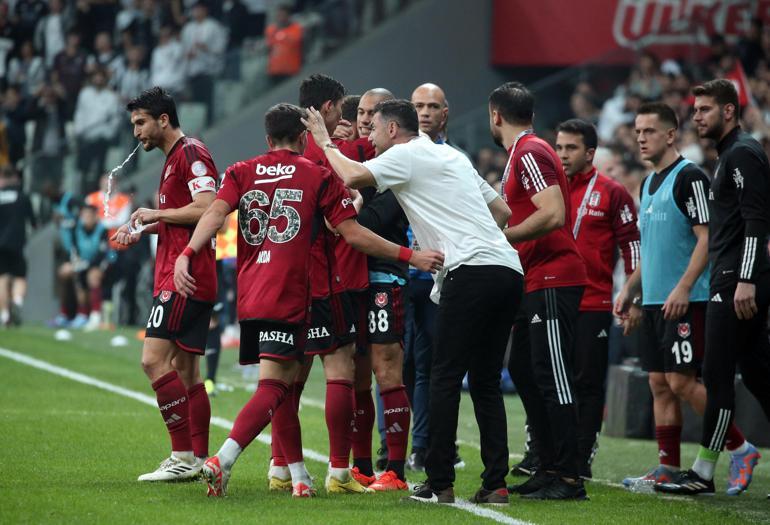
[516,136,556,162]
[597,171,628,193]
[678,159,710,182]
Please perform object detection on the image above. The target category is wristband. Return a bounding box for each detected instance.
[182,246,196,258]
[398,246,413,263]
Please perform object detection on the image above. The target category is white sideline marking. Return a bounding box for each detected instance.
[0,347,529,525]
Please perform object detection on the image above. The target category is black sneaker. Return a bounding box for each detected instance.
[375,444,388,472]
[508,470,555,495]
[654,469,715,496]
[470,487,509,505]
[521,477,588,500]
[403,483,455,504]
[511,450,539,476]
[407,448,426,472]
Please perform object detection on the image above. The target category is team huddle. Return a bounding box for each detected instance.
[111,73,770,505]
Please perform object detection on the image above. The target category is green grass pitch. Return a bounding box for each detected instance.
[1,326,768,524]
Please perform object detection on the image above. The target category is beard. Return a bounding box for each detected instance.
[700,114,725,141]
[491,127,504,149]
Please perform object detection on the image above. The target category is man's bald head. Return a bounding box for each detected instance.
[357,88,395,138]
[411,83,449,141]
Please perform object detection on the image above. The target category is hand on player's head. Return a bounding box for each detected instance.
[301,107,332,146]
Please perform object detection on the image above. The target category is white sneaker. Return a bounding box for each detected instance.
[84,312,101,332]
[137,455,201,482]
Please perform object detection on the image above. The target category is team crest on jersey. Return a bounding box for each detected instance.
[520,171,530,190]
[588,191,601,207]
[732,167,744,189]
[685,197,697,219]
[374,292,388,308]
[620,204,634,224]
[677,322,691,339]
[159,290,172,303]
[191,160,208,177]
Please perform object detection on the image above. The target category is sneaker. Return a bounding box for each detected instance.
[369,470,409,491]
[69,313,88,329]
[375,445,388,472]
[511,450,539,476]
[84,311,101,332]
[9,303,22,326]
[138,454,201,482]
[403,483,455,504]
[407,449,426,472]
[654,469,715,496]
[621,465,675,492]
[292,481,316,498]
[508,470,554,495]
[48,313,70,328]
[202,456,231,497]
[470,487,509,505]
[350,466,376,487]
[325,470,373,494]
[267,460,292,491]
[521,477,588,500]
[727,443,761,495]
[204,379,217,396]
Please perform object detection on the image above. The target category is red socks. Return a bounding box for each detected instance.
[271,382,305,464]
[187,383,210,458]
[326,380,354,468]
[89,287,102,313]
[724,422,746,451]
[352,389,375,460]
[656,425,681,468]
[229,379,289,449]
[381,385,410,461]
[152,371,192,452]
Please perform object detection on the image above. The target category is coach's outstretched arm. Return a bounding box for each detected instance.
[173,199,232,297]
[303,107,376,189]
[335,218,443,273]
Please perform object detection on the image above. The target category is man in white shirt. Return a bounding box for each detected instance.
[303,99,524,505]
[151,26,186,96]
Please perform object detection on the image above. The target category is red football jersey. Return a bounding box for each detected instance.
[569,168,640,311]
[304,135,375,292]
[155,137,218,302]
[216,149,357,324]
[502,134,587,293]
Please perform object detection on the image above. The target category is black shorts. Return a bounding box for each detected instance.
[239,320,306,365]
[0,249,26,277]
[350,290,369,354]
[640,303,706,373]
[366,283,407,346]
[144,291,213,354]
[305,293,356,355]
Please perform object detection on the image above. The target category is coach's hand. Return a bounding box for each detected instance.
[111,223,140,246]
[410,249,444,273]
[173,255,197,297]
[131,207,160,226]
[662,283,690,321]
[613,285,633,318]
[332,119,354,141]
[734,282,758,320]
[302,107,332,146]
[622,304,642,336]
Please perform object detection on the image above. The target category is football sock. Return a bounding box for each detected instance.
[229,379,289,450]
[352,389,375,476]
[152,370,192,453]
[386,460,406,480]
[655,425,681,469]
[325,380,354,469]
[730,441,750,455]
[172,450,194,464]
[217,438,242,471]
[724,423,746,452]
[273,383,304,464]
[693,446,719,480]
[329,466,351,481]
[288,461,312,485]
[381,386,410,469]
[187,382,210,458]
[89,286,102,313]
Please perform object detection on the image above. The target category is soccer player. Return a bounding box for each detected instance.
[303,99,522,505]
[615,101,755,494]
[555,119,640,478]
[112,87,217,481]
[173,103,442,497]
[655,80,769,496]
[489,82,588,500]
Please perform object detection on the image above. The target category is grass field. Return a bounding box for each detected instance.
[1,325,768,525]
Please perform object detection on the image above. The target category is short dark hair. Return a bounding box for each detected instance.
[126,86,180,128]
[373,99,419,134]
[556,119,598,150]
[299,74,346,110]
[264,103,307,143]
[341,95,360,122]
[488,81,534,126]
[692,79,740,111]
[637,101,679,129]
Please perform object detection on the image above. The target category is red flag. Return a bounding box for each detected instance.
[725,60,754,107]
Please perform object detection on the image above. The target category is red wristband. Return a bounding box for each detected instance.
[398,246,413,263]
[182,246,196,257]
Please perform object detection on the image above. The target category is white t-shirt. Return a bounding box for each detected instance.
[365,136,522,300]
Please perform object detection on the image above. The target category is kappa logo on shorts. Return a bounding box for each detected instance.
[159,291,172,303]
[677,322,691,339]
[374,292,388,308]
